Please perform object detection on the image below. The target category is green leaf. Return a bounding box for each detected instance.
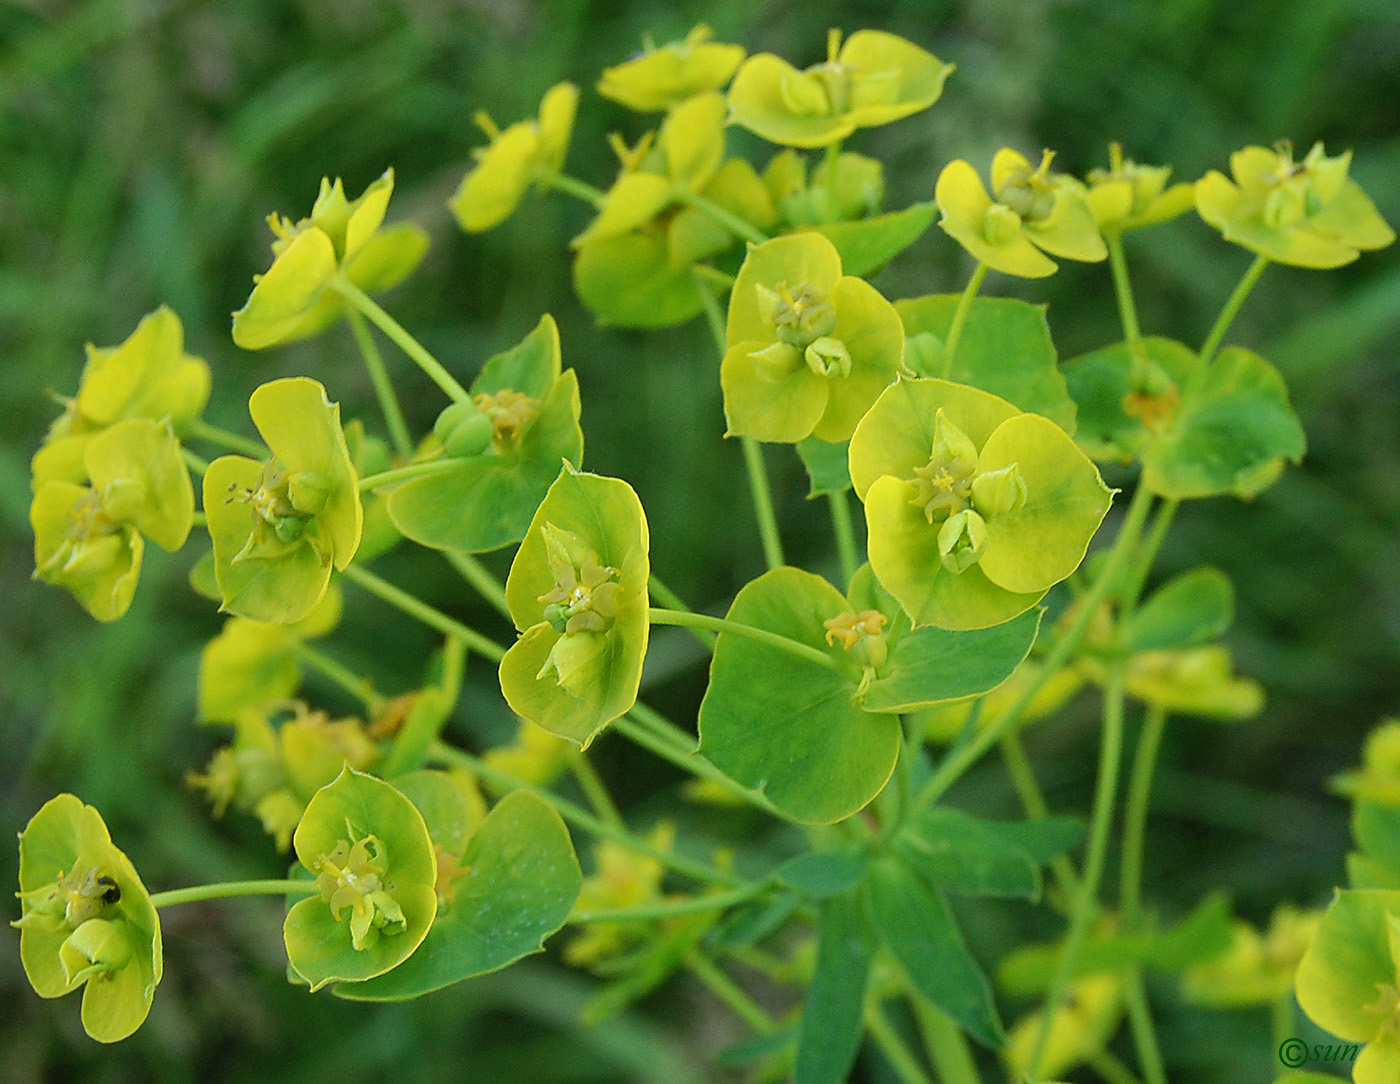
[1142,346,1307,500]
[815,201,938,277]
[697,567,900,824]
[1061,337,1196,462]
[897,296,1077,430]
[1353,802,1400,882]
[1296,889,1400,1043]
[794,889,875,1084]
[863,855,1004,1047]
[573,232,705,328]
[796,436,851,497]
[895,807,1046,900]
[338,790,580,1001]
[775,846,871,898]
[1119,566,1234,652]
[706,891,803,951]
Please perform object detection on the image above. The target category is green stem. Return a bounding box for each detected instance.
[612,713,782,816]
[358,458,466,491]
[150,879,317,910]
[191,510,206,528]
[916,483,1155,810]
[183,417,265,458]
[911,999,982,1084]
[332,278,472,404]
[676,189,769,246]
[1198,253,1270,366]
[294,642,385,714]
[742,437,785,570]
[1121,497,1179,612]
[940,262,987,377]
[1088,1048,1145,1084]
[687,952,778,1034]
[648,607,837,670]
[347,307,414,460]
[648,575,716,649]
[181,447,210,476]
[541,172,608,207]
[1119,706,1168,926]
[1271,991,1296,1055]
[866,1001,936,1084]
[341,563,505,662]
[1025,664,1128,1080]
[691,263,736,291]
[569,750,624,828]
[822,141,843,223]
[694,266,729,350]
[999,732,1081,907]
[829,489,859,587]
[1121,972,1169,1084]
[571,883,768,925]
[444,549,512,621]
[429,740,744,888]
[1106,232,1142,344]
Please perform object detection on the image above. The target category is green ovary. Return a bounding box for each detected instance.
[314,834,407,951]
[761,281,838,348]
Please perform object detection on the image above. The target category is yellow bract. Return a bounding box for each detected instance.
[597,25,744,112]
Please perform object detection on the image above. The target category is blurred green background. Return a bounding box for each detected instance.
[2,0,1397,1080]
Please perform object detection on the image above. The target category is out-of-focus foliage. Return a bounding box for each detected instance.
[2,1,1397,1081]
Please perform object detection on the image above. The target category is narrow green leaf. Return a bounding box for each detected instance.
[795,889,875,1084]
[796,436,852,497]
[815,202,938,277]
[894,807,1042,900]
[775,846,870,899]
[1119,566,1234,652]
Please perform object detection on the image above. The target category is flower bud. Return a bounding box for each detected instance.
[60,918,134,986]
[972,463,1029,518]
[805,336,852,378]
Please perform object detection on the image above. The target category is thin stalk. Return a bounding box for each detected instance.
[916,483,1155,810]
[940,262,988,376]
[541,172,608,207]
[444,549,512,621]
[1119,706,1168,925]
[181,447,210,476]
[911,999,982,1084]
[191,511,206,529]
[294,642,385,714]
[1271,991,1296,1055]
[624,701,699,756]
[694,267,728,350]
[686,952,779,1035]
[150,879,317,910]
[1106,232,1142,344]
[829,490,859,587]
[347,307,413,459]
[866,1002,936,1084]
[612,714,783,816]
[648,575,715,649]
[676,188,769,246]
[1199,253,1270,366]
[1121,497,1179,611]
[742,437,785,570]
[429,740,744,888]
[570,883,768,926]
[648,607,838,670]
[691,263,736,291]
[358,459,465,491]
[570,751,624,828]
[1024,664,1128,1080]
[182,418,265,458]
[341,563,505,662]
[332,278,472,404]
[822,141,842,223]
[1088,1048,1145,1084]
[1121,973,1169,1084]
[1000,732,1081,906]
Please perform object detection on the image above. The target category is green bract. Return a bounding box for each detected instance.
[698,565,1039,824]
[31,418,194,621]
[1295,889,1400,1084]
[850,378,1112,629]
[728,29,952,148]
[233,169,427,349]
[13,795,162,1043]
[573,94,776,328]
[338,779,580,1000]
[936,149,1106,278]
[722,232,903,443]
[384,315,584,553]
[33,306,210,487]
[597,25,745,112]
[284,768,437,991]
[1196,142,1395,268]
[1084,143,1195,233]
[203,377,362,624]
[448,83,578,232]
[499,466,650,747]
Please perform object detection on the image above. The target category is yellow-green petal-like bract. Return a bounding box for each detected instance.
[597,25,745,112]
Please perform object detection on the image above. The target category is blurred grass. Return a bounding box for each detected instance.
[1,1,1397,1081]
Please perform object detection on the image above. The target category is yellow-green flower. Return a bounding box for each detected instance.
[33,307,210,488]
[721,232,903,443]
[232,168,427,349]
[1182,905,1319,1007]
[31,418,194,622]
[13,795,162,1043]
[203,377,362,624]
[936,149,1107,277]
[448,83,579,233]
[597,25,744,112]
[1196,141,1395,268]
[729,29,953,148]
[1084,142,1195,232]
[1333,719,1400,806]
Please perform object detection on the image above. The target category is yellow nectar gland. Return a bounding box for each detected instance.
[824,609,889,699]
[475,389,540,447]
[20,858,122,930]
[539,551,623,636]
[1365,979,1400,1042]
[314,834,407,951]
[431,845,472,909]
[762,281,838,349]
